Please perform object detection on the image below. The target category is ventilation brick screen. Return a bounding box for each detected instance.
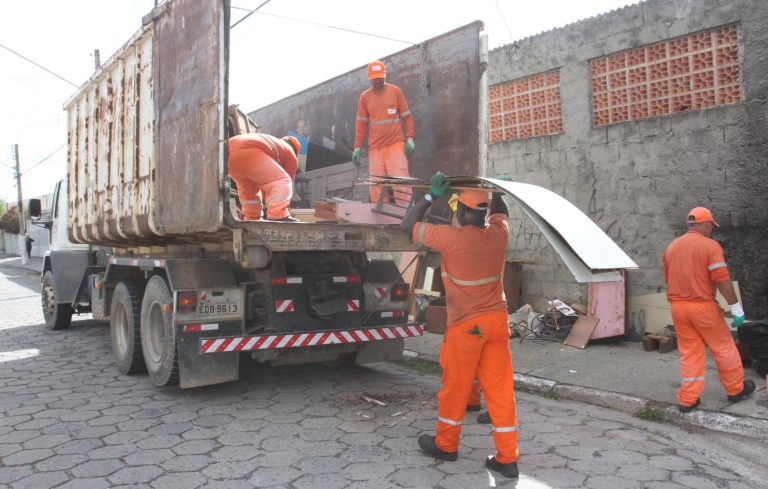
[590,25,741,127]
[489,69,562,143]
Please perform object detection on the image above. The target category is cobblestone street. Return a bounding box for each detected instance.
[1,260,767,488]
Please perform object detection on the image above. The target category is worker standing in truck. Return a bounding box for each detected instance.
[353,60,415,206]
[228,133,302,222]
[401,172,520,479]
[663,206,755,412]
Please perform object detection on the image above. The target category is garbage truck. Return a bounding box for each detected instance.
[29,0,489,388]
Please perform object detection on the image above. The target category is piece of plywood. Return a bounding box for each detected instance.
[588,274,625,339]
[564,316,600,349]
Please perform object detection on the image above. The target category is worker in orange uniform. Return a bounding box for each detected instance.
[228,133,301,222]
[663,207,755,413]
[401,172,519,479]
[353,60,415,206]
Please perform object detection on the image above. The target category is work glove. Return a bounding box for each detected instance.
[496,175,511,181]
[352,148,362,168]
[405,137,415,156]
[730,301,745,327]
[447,193,459,212]
[429,171,449,197]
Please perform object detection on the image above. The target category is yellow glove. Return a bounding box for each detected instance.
[447,193,459,212]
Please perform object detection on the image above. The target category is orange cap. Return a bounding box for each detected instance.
[458,190,489,210]
[283,136,301,155]
[367,60,386,79]
[687,207,719,226]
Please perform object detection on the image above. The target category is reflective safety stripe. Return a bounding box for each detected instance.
[680,376,706,382]
[356,116,369,122]
[416,223,427,244]
[492,425,518,433]
[401,110,411,117]
[242,199,262,204]
[441,271,500,286]
[472,379,480,385]
[708,262,727,271]
[266,195,290,204]
[370,117,401,126]
[438,416,462,426]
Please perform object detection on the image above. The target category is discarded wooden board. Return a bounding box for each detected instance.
[564,316,600,349]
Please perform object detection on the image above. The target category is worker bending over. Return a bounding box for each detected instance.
[228,133,301,222]
[401,172,519,478]
[663,207,755,412]
[353,60,415,206]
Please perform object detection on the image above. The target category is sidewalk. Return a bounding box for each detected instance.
[4,254,766,438]
[405,328,768,439]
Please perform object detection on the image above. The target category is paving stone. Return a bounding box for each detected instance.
[388,466,444,488]
[72,458,126,477]
[530,468,587,487]
[210,445,262,462]
[2,448,53,465]
[248,467,301,486]
[586,475,643,489]
[108,465,163,485]
[202,461,256,480]
[617,464,670,481]
[12,471,69,489]
[88,443,136,459]
[22,434,71,449]
[34,453,88,471]
[160,454,212,472]
[0,466,33,484]
[54,438,104,455]
[672,474,725,489]
[150,472,206,489]
[648,454,695,471]
[124,448,175,465]
[341,462,396,481]
[56,477,112,489]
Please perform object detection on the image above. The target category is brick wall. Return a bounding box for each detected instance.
[488,0,768,318]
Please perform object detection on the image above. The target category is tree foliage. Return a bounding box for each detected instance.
[0,208,20,234]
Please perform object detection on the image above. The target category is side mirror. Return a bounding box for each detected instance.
[28,199,42,219]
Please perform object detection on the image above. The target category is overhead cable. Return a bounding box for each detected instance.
[20,145,66,176]
[0,42,79,88]
[231,0,273,28]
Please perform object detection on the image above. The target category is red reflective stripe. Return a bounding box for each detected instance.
[271,277,287,284]
[299,334,314,347]
[216,338,234,352]
[234,337,251,351]
[252,336,270,349]
[201,339,216,352]
[284,335,300,347]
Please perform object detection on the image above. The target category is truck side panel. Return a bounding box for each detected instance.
[248,21,484,179]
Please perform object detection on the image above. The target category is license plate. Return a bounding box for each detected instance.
[197,303,239,315]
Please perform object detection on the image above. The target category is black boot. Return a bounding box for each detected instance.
[727,379,756,403]
[476,411,492,424]
[485,456,519,478]
[417,434,457,461]
[466,404,481,412]
[678,398,700,413]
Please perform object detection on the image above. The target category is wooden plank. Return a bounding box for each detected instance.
[564,316,600,349]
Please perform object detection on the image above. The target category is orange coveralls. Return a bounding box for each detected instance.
[663,230,745,406]
[228,134,298,221]
[414,213,518,463]
[354,83,414,205]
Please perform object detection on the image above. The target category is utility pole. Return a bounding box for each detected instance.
[93,49,100,71]
[11,144,24,234]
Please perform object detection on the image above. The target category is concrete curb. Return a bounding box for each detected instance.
[514,372,768,440]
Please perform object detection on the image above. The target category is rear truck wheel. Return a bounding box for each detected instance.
[110,281,146,375]
[42,270,72,330]
[140,275,179,386]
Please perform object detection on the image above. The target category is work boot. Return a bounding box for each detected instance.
[678,398,700,413]
[485,456,519,478]
[727,379,756,403]
[477,411,492,424]
[417,434,457,461]
[272,215,299,222]
[466,404,481,412]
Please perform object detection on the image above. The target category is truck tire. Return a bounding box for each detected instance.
[140,275,179,386]
[42,270,73,330]
[110,281,146,375]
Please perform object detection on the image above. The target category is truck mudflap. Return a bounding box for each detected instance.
[200,324,423,354]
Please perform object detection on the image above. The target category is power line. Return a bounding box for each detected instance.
[0,42,79,88]
[231,0,273,28]
[230,6,415,45]
[0,160,15,171]
[493,0,514,43]
[20,144,66,176]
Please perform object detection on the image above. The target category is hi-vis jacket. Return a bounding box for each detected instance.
[354,83,414,151]
[663,230,731,302]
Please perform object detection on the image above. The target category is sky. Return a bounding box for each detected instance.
[0,0,636,204]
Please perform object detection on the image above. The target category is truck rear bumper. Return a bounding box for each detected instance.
[200,325,423,354]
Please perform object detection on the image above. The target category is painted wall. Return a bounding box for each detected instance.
[488,0,768,317]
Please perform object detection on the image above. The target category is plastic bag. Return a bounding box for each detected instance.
[737,320,768,378]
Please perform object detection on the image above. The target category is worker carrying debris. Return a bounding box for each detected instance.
[401,172,520,479]
[228,133,301,222]
[353,60,415,206]
[663,206,755,413]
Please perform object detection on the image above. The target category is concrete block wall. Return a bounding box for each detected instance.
[488,0,768,317]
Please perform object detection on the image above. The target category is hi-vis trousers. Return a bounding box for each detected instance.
[671,300,745,406]
[436,310,519,463]
[229,147,292,220]
[368,141,411,206]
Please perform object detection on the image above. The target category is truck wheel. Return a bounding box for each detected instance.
[110,281,146,374]
[42,270,72,330]
[141,275,179,386]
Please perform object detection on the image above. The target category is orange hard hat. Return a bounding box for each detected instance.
[458,190,489,210]
[687,207,719,226]
[367,60,387,79]
[283,136,301,155]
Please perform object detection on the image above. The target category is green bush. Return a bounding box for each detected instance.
[0,208,20,234]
